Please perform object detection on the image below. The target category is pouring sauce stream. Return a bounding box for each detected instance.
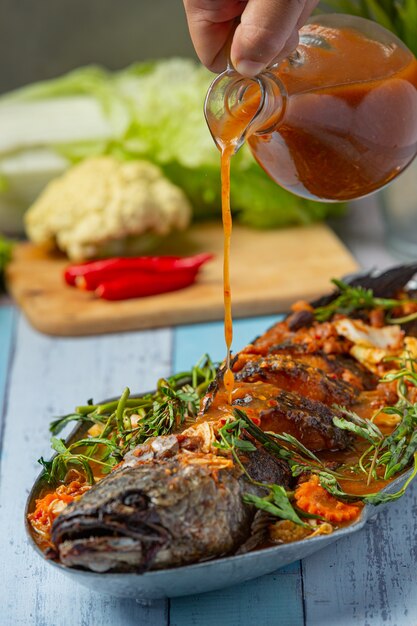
[218,88,263,404]
[221,146,234,404]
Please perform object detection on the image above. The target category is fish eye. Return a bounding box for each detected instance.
[122,491,148,508]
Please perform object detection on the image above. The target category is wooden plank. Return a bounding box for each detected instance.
[170,317,304,626]
[303,484,417,626]
[170,571,304,626]
[6,222,358,336]
[0,316,171,626]
[173,315,279,371]
[0,306,15,451]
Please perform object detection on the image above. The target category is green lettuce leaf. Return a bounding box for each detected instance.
[0,58,343,229]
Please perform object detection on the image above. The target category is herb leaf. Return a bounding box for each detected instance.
[243,485,309,528]
[49,413,99,436]
[39,354,218,486]
[317,472,361,502]
[364,453,417,505]
[332,415,383,445]
[313,278,417,323]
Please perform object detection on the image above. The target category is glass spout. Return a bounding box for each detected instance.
[204,68,287,154]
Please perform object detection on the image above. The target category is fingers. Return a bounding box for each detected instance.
[231,0,318,76]
[182,0,319,75]
[182,1,246,72]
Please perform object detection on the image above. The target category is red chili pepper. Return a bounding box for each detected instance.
[77,269,150,291]
[95,267,200,301]
[64,253,213,286]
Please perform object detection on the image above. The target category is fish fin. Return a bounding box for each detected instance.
[310,263,417,308]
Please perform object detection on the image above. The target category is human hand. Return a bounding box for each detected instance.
[183,0,318,76]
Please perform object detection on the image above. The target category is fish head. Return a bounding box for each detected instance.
[51,465,171,573]
[51,454,249,573]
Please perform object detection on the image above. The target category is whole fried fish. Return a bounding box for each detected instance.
[50,265,417,573]
[52,426,291,573]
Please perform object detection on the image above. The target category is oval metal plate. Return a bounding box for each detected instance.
[24,409,412,599]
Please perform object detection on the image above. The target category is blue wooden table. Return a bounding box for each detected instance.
[1,285,417,625]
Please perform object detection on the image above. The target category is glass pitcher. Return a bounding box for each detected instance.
[204,14,417,202]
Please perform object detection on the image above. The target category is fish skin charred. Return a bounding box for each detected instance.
[242,444,293,485]
[215,317,381,453]
[260,390,351,452]
[234,354,356,406]
[264,347,378,391]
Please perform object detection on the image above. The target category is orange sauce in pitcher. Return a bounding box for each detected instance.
[249,24,417,200]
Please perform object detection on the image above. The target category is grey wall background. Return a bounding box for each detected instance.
[0,0,197,94]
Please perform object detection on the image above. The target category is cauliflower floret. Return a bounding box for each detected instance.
[25,156,191,260]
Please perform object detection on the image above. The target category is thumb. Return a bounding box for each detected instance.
[231,0,313,76]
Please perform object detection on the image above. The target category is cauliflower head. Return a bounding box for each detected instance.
[25,156,191,260]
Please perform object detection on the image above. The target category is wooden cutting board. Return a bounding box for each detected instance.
[6,222,358,336]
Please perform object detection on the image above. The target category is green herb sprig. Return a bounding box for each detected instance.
[39,436,119,485]
[215,411,310,528]
[331,354,417,487]
[363,454,417,505]
[39,354,217,485]
[313,279,417,323]
[333,405,384,445]
[235,408,332,474]
[243,485,308,528]
[214,418,257,454]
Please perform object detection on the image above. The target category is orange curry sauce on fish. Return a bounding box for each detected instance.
[199,310,414,497]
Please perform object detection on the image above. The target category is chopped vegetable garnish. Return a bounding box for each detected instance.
[28,480,91,547]
[295,476,361,523]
